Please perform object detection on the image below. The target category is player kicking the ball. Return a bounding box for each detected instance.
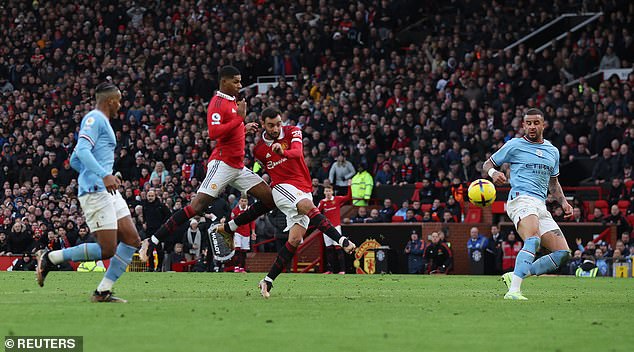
[139,66,276,259]
[253,107,356,298]
[36,82,141,302]
[483,108,572,300]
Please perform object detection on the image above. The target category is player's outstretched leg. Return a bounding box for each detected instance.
[504,236,539,300]
[93,216,140,303]
[38,230,115,287]
[141,194,212,261]
[527,229,571,276]
[304,207,355,253]
[218,201,273,236]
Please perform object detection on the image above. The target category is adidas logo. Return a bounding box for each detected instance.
[232,108,237,113]
[266,153,271,158]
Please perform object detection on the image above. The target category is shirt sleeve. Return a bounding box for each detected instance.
[490,139,514,167]
[283,128,303,159]
[551,148,560,177]
[207,104,243,140]
[75,116,109,178]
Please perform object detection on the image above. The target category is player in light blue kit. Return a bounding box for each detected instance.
[483,108,572,300]
[36,82,141,303]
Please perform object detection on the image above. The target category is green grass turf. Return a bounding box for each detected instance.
[0,272,631,352]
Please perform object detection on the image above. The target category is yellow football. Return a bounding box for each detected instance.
[468,179,497,207]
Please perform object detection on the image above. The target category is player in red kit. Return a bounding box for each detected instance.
[318,184,351,274]
[140,66,275,259]
[231,195,255,272]
[252,107,356,298]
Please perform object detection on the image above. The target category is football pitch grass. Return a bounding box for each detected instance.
[0,272,631,352]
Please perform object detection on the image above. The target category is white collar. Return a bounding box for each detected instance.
[216,91,235,101]
[239,205,248,211]
[262,128,285,146]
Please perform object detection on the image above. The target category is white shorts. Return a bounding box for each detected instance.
[198,160,263,198]
[78,191,130,232]
[506,195,560,236]
[272,183,312,232]
[323,225,342,247]
[233,234,250,250]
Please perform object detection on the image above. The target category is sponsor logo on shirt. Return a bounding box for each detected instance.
[266,158,288,169]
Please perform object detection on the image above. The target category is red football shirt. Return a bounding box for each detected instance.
[207,91,245,169]
[231,205,254,237]
[253,126,312,192]
[318,194,351,227]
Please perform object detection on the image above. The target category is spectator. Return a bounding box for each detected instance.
[567,250,584,275]
[467,227,489,257]
[183,219,202,262]
[569,207,585,222]
[75,226,96,245]
[591,208,604,222]
[404,209,417,223]
[142,190,171,271]
[599,46,620,69]
[424,231,453,274]
[612,240,629,257]
[7,221,33,255]
[169,243,186,269]
[441,210,456,223]
[592,148,618,184]
[12,254,36,271]
[404,230,425,274]
[594,248,609,276]
[394,201,410,218]
[604,205,632,235]
[150,162,169,185]
[254,214,276,252]
[607,178,627,206]
[0,232,10,255]
[329,155,355,196]
[349,207,371,224]
[366,209,381,223]
[375,163,394,186]
[488,225,504,274]
[378,198,395,222]
[351,163,373,206]
[620,232,632,253]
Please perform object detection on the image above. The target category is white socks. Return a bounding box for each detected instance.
[97,278,114,293]
[509,274,523,292]
[48,250,64,265]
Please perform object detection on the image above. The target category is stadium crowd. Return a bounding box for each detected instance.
[0,0,633,272]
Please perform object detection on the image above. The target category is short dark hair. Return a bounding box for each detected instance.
[218,65,240,81]
[261,106,282,121]
[524,108,544,119]
[95,82,118,94]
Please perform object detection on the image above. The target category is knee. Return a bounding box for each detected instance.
[554,250,571,265]
[288,234,302,248]
[128,236,142,249]
[101,246,116,259]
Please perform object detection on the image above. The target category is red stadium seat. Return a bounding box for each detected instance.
[594,200,609,216]
[465,207,482,223]
[392,216,404,223]
[618,200,630,215]
[414,182,423,189]
[421,204,432,212]
[415,215,423,222]
[491,201,506,214]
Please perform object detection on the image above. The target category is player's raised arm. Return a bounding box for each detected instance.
[282,128,303,159]
[483,158,507,185]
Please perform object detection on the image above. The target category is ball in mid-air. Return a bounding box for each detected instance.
[468,179,496,207]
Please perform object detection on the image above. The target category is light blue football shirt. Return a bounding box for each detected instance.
[70,110,116,196]
[490,136,559,202]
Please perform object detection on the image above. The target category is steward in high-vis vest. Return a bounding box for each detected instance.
[575,259,598,277]
[351,163,373,206]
